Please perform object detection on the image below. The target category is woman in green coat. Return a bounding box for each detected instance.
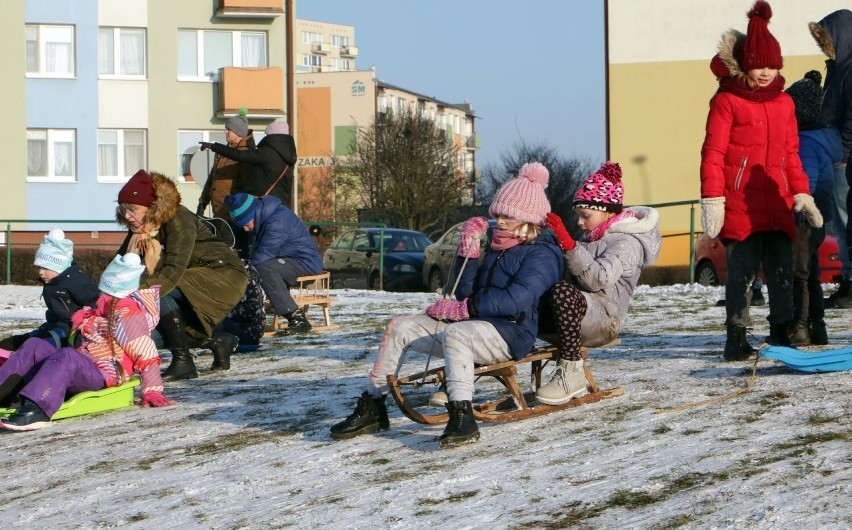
[116,169,248,380]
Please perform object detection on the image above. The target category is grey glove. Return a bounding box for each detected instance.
[700,197,725,238]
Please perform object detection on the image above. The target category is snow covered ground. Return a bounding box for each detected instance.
[0,283,849,529]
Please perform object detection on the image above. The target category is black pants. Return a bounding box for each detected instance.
[550,280,588,361]
[725,231,794,327]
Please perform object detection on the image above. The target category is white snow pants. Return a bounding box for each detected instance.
[367,314,512,402]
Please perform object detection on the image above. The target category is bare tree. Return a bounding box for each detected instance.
[477,141,599,235]
[332,107,467,234]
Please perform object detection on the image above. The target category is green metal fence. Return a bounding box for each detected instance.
[641,199,700,283]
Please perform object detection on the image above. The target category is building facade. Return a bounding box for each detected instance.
[295,18,358,73]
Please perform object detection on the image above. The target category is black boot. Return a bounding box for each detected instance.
[201,332,238,371]
[0,397,51,431]
[768,323,793,347]
[330,391,389,440]
[285,308,312,334]
[809,318,828,345]
[439,400,480,448]
[159,311,198,381]
[789,320,810,347]
[826,278,851,308]
[0,374,23,408]
[723,325,755,361]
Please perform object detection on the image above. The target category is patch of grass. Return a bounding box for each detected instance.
[609,488,658,509]
[417,490,479,506]
[87,461,119,473]
[372,458,391,465]
[806,412,840,426]
[653,425,672,435]
[271,366,306,375]
[183,429,296,457]
[650,514,696,529]
[127,513,148,522]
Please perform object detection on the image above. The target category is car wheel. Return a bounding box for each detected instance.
[696,261,719,286]
[369,271,381,290]
[428,268,444,293]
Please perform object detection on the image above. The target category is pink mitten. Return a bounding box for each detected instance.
[458,217,489,258]
[426,298,470,321]
[140,391,175,408]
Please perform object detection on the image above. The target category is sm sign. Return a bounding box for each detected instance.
[351,80,366,96]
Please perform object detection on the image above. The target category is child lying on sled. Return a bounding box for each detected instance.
[329,162,564,448]
[536,162,661,405]
[0,253,173,431]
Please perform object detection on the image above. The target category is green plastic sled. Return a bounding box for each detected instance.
[0,377,140,420]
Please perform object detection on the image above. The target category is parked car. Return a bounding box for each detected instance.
[422,219,498,293]
[323,228,433,291]
[693,233,842,286]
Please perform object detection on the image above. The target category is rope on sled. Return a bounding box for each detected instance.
[654,345,763,414]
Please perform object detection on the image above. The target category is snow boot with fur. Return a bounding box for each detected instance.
[330,392,389,440]
[439,400,480,448]
[723,325,755,361]
[535,359,589,405]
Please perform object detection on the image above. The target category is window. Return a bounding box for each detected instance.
[178,130,226,181]
[302,54,322,69]
[329,57,350,71]
[178,30,267,81]
[397,98,406,114]
[97,130,147,181]
[330,35,350,48]
[25,25,75,76]
[99,28,146,77]
[27,129,76,181]
[302,31,322,44]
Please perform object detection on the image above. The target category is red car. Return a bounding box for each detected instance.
[693,233,842,286]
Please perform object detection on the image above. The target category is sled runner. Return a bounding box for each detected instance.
[387,343,624,424]
[760,345,852,373]
[0,377,140,421]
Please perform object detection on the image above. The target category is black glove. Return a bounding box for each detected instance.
[198,141,214,151]
[196,204,207,216]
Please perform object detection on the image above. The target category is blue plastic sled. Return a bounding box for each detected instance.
[0,377,140,420]
[760,346,852,373]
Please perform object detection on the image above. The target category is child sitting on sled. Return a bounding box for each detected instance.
[0,229,100,355]
[330,162,564,448]
[0,253,173,431]
[536,161,661,405]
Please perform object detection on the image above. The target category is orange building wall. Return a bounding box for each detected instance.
[296,87,334,219]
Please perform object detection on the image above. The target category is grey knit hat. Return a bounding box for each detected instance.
[786,70,823,129]
[225,115,249,137]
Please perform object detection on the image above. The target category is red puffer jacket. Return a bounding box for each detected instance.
[700,91,810,242]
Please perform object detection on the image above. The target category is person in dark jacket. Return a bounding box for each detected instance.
[116,170,248,381]
[330,162,564,448]
[225,193,323,334]
[785,71,843,345]
[200,120,296,209]
[810,10,852,307]
[0,229,100,352]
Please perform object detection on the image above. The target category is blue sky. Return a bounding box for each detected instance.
[297,1,607,168]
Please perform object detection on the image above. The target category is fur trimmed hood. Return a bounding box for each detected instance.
[116,172,182,228]
[713,29,746,78]
[810,10,852,65]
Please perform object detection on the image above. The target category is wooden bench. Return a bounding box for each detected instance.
[267,272,339,334]
[387,341,623,424]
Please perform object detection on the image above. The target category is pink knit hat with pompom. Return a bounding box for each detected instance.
[573,161,625,213]
[488,162,551,225]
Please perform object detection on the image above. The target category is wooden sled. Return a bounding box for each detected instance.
[387,344,624,424]
[264,272,340,336]
[0,377,140,421]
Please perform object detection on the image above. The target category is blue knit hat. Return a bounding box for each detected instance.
[33,228,74,273]
[225,193,257,227]
[99,253,145,298]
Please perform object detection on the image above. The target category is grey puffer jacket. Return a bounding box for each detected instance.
[562,206,661,347]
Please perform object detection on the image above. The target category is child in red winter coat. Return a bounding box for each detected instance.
[700,1,823,360]
[0,253,173,431]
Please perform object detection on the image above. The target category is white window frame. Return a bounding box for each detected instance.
[330,57,350,71]
[25,24,76,78]
[97,129,148,183]
[330,35,350,48]
[302,54,322,68]
[177,29,267,82]
[98,27,146,79]
[26,129,76,182]
[302,31,322,44]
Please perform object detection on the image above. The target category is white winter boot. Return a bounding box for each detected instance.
[535,359,589,405]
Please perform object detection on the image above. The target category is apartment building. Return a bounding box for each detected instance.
[1,0,293,232]
[295,19,358,73]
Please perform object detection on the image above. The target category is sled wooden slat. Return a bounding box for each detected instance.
[387,342,623,424]
[266,272,340,335]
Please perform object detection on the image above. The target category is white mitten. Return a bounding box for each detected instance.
[700,197,725,238]
[793,193,824,228]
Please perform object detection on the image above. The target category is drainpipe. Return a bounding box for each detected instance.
[285,0,297,214]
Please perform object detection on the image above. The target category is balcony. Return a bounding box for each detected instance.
[340,46,359,58]
[313,42,331,54]
[216,0,284,18]
[466,133,481,149]
[217,67,285,118]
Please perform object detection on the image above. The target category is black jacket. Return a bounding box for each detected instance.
[210,133,297,208]
[814,10,852,162]
[41,263,101,334]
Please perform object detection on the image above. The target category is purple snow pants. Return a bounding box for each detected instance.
[0,338,105,417]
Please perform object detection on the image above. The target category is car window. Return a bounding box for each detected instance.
[353,231,370,249]
[334,231,356,250]
[448,226,461,247]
